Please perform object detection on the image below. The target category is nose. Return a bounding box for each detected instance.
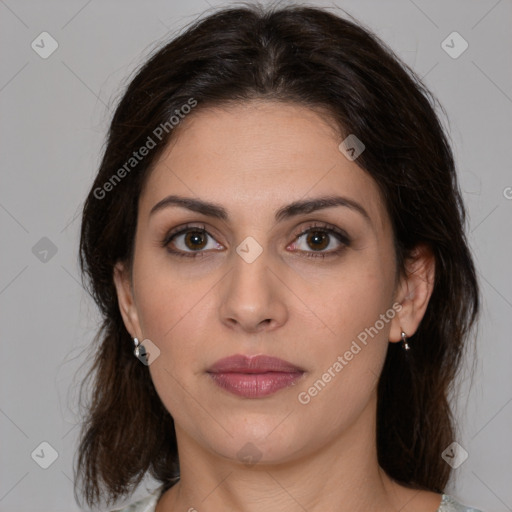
[219,246,288,334]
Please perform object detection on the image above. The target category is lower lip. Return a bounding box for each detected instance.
[208,372,304,398]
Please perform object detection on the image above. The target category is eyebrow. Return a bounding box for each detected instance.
[149,194,372,225]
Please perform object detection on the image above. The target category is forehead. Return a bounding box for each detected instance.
[141,101,388,233]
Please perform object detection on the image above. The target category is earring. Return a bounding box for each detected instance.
[133,337,141,358]
[401,331,410,351]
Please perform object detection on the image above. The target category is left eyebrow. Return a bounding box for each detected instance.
[275,195,371,225]
[149,194,372,225]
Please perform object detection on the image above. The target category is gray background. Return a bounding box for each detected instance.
[1,0,511,511]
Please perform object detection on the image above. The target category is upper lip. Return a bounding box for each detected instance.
[207,354,304,373]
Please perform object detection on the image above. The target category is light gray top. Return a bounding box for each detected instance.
[111,486,484,512]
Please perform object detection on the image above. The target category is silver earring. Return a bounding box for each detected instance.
[133,337,141,357]
[401,331,410,351]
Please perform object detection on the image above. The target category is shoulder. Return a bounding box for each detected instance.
[109,486,164,512]
[438,494,485,512]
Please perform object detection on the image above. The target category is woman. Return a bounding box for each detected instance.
[75,3,483,511]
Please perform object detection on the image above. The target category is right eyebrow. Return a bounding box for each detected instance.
[150,195,228,220]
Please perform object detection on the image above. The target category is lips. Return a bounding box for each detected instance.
[207,354,305,398]
[208,354,304,374]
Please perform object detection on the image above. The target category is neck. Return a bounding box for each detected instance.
[156,393,424,512]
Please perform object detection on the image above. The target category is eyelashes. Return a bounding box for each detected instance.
[161,222,351,260]
[161,223,217,259]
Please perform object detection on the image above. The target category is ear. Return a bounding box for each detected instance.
[113,261,143,340]
[389,243,435,343]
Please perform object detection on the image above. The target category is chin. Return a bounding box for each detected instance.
[206,418,310,465]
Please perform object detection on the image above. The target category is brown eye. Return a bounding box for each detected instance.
[306,231,329,251]
[290,224,351,259]
[184,230,208,250]
[162,225,224,258]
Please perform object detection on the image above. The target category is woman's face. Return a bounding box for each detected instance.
[115,101,413,464]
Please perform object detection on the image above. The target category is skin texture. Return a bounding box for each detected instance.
[114,101,439,512]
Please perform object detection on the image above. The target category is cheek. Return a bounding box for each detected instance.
[131,254,197,373]
[294,251,395,407]
[135,267,211,421]
[133,238,204,334]
[294,286,391,438]
[308,252,395,344]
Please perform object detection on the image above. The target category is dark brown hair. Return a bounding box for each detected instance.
[75,2,479,509]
